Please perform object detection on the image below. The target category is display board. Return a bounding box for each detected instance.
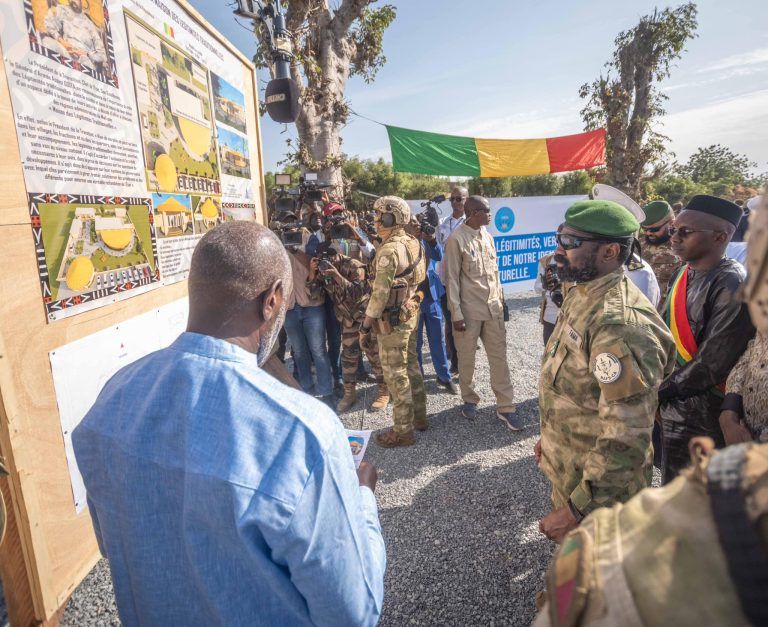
[1,0,265,320]
[0,0,266,622]
[409,195,587,293]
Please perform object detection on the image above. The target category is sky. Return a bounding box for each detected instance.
[192,0,768,175]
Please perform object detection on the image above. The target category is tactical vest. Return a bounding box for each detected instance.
[372,231,427,328]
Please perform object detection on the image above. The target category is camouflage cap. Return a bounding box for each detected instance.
[373,195,411,226]
[641,200,673,227]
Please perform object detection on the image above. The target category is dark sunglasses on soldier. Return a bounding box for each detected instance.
[555,233,618,250]
[642,221,670,233]
[668,226,721,238]
[450,196,465,202]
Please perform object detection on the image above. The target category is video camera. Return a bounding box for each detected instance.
[544,263,564,308]
[299,172,333,203]
[269,213,304,248]
[327,213,353,240]
[418,194,444,236]
[273,172,299,215]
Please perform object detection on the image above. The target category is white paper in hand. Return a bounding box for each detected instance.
[346,429,372,468]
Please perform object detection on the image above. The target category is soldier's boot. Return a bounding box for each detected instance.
[337,383,357,413]
[369,384,390,411]
[375,428,415,448]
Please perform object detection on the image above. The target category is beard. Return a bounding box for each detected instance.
[554,252,599,283]
[257,302,287,366]
[644,233,671,245]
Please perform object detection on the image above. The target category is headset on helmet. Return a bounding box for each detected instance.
[379,211,396,228]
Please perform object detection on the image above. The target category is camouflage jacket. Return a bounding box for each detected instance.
[641,237,680,301]
[539,268,675,516]
[309,255,370,323]
[365,230,426,320]
[534,442,768,627]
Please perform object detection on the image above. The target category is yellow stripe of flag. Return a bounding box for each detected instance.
[475,138,550,177]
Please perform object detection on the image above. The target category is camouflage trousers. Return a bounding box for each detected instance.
[376,315,427,433]
[341,319,384,384]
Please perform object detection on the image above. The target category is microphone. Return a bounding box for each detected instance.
[264,7,299,123]
[265,76,299,124]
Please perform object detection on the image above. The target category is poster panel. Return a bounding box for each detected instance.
[50,297,189,512]
[409,195,587,294]
[0,0,259,315]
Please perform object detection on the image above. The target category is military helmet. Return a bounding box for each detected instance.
[373,195,410,228]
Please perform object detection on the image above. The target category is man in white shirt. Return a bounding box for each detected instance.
[437,186,468,373]
[444,196,522,430]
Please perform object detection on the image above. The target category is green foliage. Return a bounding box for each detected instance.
[677,144,758,185]
[265,158,602,208]
[579,3,698,195]
[350,5,397,83]
[643,175,708,204]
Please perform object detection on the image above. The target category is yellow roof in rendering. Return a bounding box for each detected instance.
[178,118,211,156]
[157,197,190,214]
[66,256,95,291]
[155,154,177,192]
[100,229,133,250]
[200,198,219,219]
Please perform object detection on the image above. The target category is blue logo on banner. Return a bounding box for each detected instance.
[495,206,515,233]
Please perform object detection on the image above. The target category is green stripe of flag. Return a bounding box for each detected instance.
[386,125,481,176]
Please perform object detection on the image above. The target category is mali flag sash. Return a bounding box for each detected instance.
[665,265,725,396]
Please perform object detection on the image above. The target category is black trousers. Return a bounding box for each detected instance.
[440,294,458,369]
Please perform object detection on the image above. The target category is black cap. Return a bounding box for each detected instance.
[684,195,743,227]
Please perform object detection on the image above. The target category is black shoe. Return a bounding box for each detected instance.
[320,395,337,412]
[438,378,459,395]
[357,371,375,383]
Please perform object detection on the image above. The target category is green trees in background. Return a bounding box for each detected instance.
[266,143,764,210]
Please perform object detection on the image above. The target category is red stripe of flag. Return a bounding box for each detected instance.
[546,129,606,173]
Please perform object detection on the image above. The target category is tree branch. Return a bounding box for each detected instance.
[331,0,373,36]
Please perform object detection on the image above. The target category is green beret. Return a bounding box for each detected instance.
[565,200,640,237]
[641,200,673,226]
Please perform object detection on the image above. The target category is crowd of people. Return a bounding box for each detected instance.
[65,183,768,626]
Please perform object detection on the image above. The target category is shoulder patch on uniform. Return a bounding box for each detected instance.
[593,352,622,383]
[378,256,390,268]
[547,529,591,627]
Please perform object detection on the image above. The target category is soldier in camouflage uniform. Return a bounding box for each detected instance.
[360,196,427,448]
[308,242,389,413]
[536,200,675,542]
[534,192,768,627]
[640,200,681,303]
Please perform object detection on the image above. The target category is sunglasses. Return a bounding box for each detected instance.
[450,196,465,202]
[555,233,622,250]
[667,226,721,238]
[642,222,670,234]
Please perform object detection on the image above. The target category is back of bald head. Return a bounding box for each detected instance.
[465,195,490,215]
[188,222,291,318]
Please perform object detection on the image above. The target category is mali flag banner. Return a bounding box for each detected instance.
[386,126,606,177]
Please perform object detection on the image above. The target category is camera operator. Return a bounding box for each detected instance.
[535,252,563,345]
[308,242,390,412]
[304,211,326,257]
[406,216,458,394]
[280,216,336,410]
[324,207,376,261]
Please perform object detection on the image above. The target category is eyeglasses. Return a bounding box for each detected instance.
[450,196,465,202]
[555,233,620,250]
[667,226,721,238]
[642,222,670,234]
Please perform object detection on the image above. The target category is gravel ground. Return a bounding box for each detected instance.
[2,293,553,626]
